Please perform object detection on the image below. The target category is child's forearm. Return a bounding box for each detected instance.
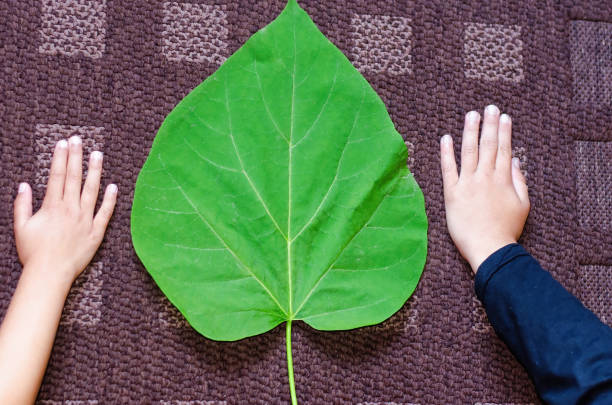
[0,264,72,404]
[0,137,116,403]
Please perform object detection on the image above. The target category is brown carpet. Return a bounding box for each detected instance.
[1,0,610,403]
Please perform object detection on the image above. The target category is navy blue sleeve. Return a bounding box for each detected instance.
[475,243,612,405]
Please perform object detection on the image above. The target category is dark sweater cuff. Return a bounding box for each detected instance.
[474,243,531,303]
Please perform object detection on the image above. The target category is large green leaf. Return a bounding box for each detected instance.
[131,0,427,401]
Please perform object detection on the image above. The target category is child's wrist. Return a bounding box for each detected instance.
[467,238,517,274]
[21,261,75,293]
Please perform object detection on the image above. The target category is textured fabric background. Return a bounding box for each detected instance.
[1,0,611,403]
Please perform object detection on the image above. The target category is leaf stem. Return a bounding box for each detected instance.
[286,320,298,405]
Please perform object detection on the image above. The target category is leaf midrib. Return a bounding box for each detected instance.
[286,16,297,319]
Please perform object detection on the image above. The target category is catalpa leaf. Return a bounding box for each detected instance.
[131,0,427,402]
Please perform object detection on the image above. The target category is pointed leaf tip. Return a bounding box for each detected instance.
[284,0,300,11]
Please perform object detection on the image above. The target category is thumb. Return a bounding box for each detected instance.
[511,158,529,204]
[14,183,32,234]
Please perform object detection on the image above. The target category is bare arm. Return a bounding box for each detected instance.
[0,136,117,404]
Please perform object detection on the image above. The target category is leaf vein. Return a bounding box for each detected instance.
[295,40,324,88]
[253,58,290,144]
[301,298,388,321]
[291,59,340,149]
[293,190,393,317]
[191,114,226,136]
[290,82,367,243]
[144,206,197,215]
[331,247,420,273]
[223,73,288,241]
[156,154,288,318]
[182,137,241,173]
[163,243,226,252]
[286,20,297,316]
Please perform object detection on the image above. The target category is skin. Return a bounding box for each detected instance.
[441,104,530,273]
[0,136,117,404]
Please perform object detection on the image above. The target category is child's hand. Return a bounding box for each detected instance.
[13,136,117,286]
[440,105,530,273]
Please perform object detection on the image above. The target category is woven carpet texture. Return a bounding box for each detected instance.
[1,0,611,403]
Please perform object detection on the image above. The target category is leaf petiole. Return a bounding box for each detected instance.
[286,320,298,405]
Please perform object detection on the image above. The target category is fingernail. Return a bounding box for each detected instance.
[18,183,27,193]
[108,184,118,194]
[500,113,511,123]
[512,157,520,168]
[466,111,479,123]
[57,139,68,149]
[91,151,103,161]
[441,134,452,145]
[485,104,500,115]
[69,136,82,145]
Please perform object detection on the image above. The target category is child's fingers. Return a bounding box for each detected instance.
[477,105,500,171]
[495,114,512,177]
[64,136,83,205]
[81,151,103,216]
[440,135,458,189]
[460,111,480,176]
[511,158,529,205]
[43,139,68,205]
[14,183,32,234]
[92,184,118,240]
